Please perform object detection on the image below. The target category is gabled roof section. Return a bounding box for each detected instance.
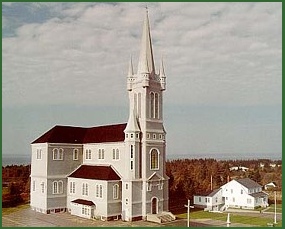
[31,123,127,144]
[208,188,222,197]
[147,172,164,181]
[236,178,262,189]
[68,165,121,180]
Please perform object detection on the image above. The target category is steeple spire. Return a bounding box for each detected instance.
[128,56,134,77]
[137,8,155,75]
[159,57,165,77]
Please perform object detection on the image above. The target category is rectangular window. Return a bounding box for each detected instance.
[241,189,243,194]
[153,134,156,139]
[85,149,91,160]
[231,189,233,194]
[82,183,88,196]
[247,198,252,204]
[98,149,104,159]
[96,185,99,198]
[32,180,35,191]
[70,182,75,194]
[130,145,134,159]
[73,149,78,160]
[126,184,128,189]
[36,149,42,159]
[41,182,44,193]
[159,134,163,139]
[116,149,119,160]
[113,184,119,199]
[99,185,103,198]
[233,197,235,202]
[130,161,133,170]
[199,197,201,202]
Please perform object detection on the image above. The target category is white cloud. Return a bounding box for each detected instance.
[2,2,282,108]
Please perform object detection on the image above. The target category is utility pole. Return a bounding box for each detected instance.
[274,191,277,224]
[210,175,213,190]
[184,199,194,227]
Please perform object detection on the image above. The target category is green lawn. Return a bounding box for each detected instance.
[177,210,282,227]
[265,204,282,213]
[2,203,30,216]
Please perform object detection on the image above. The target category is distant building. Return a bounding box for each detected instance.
[30,9,174,223]
[194,178,268,211]
[229,166,249,172]
[264,182,277,190]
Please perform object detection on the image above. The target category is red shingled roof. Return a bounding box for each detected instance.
[68,165,121,180]
[31,123,127,144]
[71,199,95,206]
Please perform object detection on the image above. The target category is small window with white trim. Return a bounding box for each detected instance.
[73,149,79,160]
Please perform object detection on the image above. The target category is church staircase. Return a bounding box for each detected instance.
[147,211,176,224]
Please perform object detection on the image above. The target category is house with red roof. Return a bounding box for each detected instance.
[30,9,174,223]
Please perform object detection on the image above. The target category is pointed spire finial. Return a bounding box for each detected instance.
[137,7,155,75]
[160,56,165,77]
[128,55,134,77]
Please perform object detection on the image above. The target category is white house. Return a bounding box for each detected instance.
[221,178,268,209]
[194,178,268,211]
[193,188,224,211]
[30,9,174,223]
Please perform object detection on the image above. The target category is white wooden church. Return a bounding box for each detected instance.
[30,9,175,223]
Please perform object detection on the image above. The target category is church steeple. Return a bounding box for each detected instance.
[128,56,134,77]
[137,8,155,75]
[159,57,166,91]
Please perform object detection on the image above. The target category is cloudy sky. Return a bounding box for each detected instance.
[2,2,282,159]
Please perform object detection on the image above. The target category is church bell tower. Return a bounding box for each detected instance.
[124,8,169,220]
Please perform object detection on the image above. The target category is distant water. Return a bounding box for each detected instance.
[2,155,31,166]
[166,153,282,161]
[2,153,281,166]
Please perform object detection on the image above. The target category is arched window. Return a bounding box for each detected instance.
[113,184,119,199]
[150,92,155,118]
[59,148,64,160]
[53,148,58,160]
[53,181,58,194]
[150,149,159,170]
[113,149,116,160]
[58,180,63,194]
[155,93,159,119]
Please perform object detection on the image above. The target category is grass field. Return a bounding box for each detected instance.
[177,210,282,227]
[265,204,282,213]
[2,203,30,216]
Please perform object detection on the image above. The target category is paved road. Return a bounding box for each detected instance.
[2,206,280,227]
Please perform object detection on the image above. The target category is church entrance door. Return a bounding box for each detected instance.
[151,197,158,214]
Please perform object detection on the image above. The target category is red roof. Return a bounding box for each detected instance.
[31,123,127,144]
[68,165,121,180]
[71,199,95,206]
